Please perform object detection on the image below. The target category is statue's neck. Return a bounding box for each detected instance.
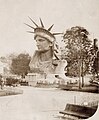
[39,49,53,61]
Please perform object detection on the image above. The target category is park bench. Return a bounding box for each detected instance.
[59,103,97,119]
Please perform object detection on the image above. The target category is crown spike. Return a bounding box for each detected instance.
[53,33,63,35]
[39,18,44,28]
[48,24,54,31]
[28,16,39,27]
[27,31,34,33]
[24,23,35,29]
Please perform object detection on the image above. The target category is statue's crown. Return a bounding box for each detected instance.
[25,17,62,42]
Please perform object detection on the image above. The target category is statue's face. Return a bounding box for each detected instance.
[35,36,52,52]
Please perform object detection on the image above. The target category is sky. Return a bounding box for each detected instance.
[0,0,99,57]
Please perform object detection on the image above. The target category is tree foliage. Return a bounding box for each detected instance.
[62,26,92,77]
[10,53,31,77]
[90,39,99,76]
[92,51,99,76]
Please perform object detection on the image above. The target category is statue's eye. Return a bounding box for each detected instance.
[38,39,45,42]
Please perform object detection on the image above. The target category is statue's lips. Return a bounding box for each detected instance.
[37,46,46,52]
[37,46,42,50]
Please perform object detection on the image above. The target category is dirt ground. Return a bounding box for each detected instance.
[0,86,99,120]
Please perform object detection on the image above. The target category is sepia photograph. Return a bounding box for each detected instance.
[0,0,99,120]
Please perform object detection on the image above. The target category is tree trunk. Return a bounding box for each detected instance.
[79,59,82,89]
[82,59,84,87]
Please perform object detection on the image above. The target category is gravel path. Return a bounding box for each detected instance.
[0,86,99,120]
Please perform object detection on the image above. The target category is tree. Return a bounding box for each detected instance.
[62,26,92,87]
[89,38,99,80]
[10,53,31,77]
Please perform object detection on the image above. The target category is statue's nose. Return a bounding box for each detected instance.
[36,42,41,48]
[36,40,40,45]
[36,42,41,47]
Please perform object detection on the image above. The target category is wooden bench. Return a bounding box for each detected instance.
[59,103,97,119]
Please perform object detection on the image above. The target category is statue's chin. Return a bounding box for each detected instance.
[37,49,49,53]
